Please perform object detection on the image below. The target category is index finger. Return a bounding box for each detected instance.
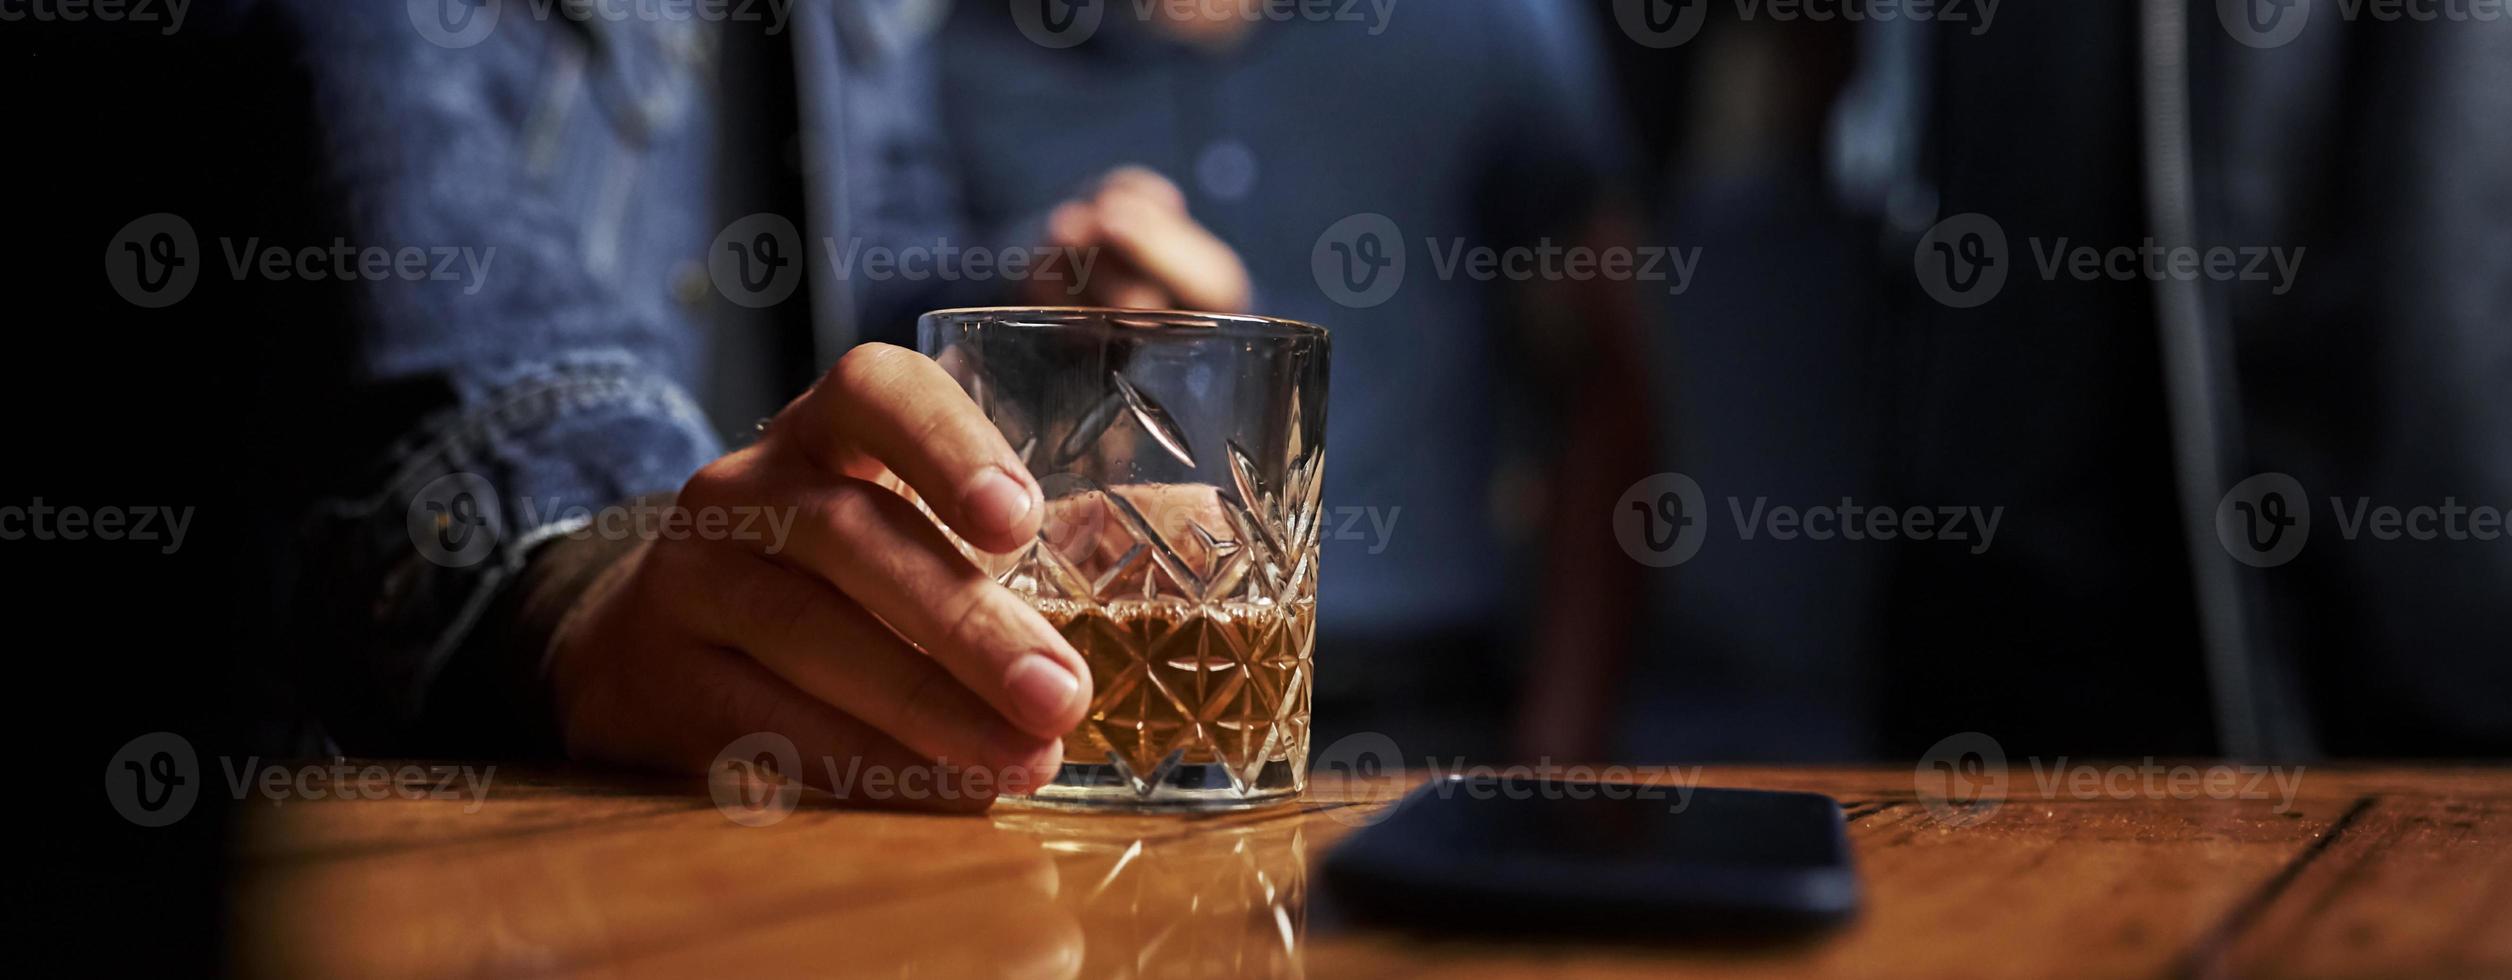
[774,343,1042,554]
[1091,191,1252,314]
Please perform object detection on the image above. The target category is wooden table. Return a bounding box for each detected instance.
[231,764,2512,978]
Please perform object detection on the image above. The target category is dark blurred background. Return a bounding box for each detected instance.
[10,0,2509,971]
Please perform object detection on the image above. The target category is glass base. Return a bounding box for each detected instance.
[1017,756,1304,811]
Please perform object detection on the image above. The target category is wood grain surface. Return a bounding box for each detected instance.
[227,763,2512,978]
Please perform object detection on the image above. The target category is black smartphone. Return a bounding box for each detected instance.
[1321,776,1858,937]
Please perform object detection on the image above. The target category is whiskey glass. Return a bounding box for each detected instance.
[920,307,1330,809]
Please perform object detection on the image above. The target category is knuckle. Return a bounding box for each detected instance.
[679,454,748,513]
[831,343,916,397]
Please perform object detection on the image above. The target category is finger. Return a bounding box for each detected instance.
[1043,199,1100,249]
[771,472,1093,739]
[1027,202,1110,306]
[776,343,1042,554]
[1044,192,1190,308]
[1086,268,1172,310]
[1017,262,1092,308]
[1090,191,1251,313]
[1095,165,1188,214]
[656,544,1064,782]
[579,631,1019,812]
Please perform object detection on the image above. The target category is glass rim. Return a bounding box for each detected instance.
[919,306,1328,340]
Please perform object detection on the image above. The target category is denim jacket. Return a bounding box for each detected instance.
[231,0,954,753]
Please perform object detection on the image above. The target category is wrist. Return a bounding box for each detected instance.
[437,494,667,756]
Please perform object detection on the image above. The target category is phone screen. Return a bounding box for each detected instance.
[1322,777,1858,936]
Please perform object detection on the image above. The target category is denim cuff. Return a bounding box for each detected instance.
[296,358,720,754]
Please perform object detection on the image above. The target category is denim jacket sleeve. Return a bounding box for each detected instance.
[257,2,730,753]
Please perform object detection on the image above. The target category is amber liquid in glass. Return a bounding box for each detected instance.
[1037,597,1315,778]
